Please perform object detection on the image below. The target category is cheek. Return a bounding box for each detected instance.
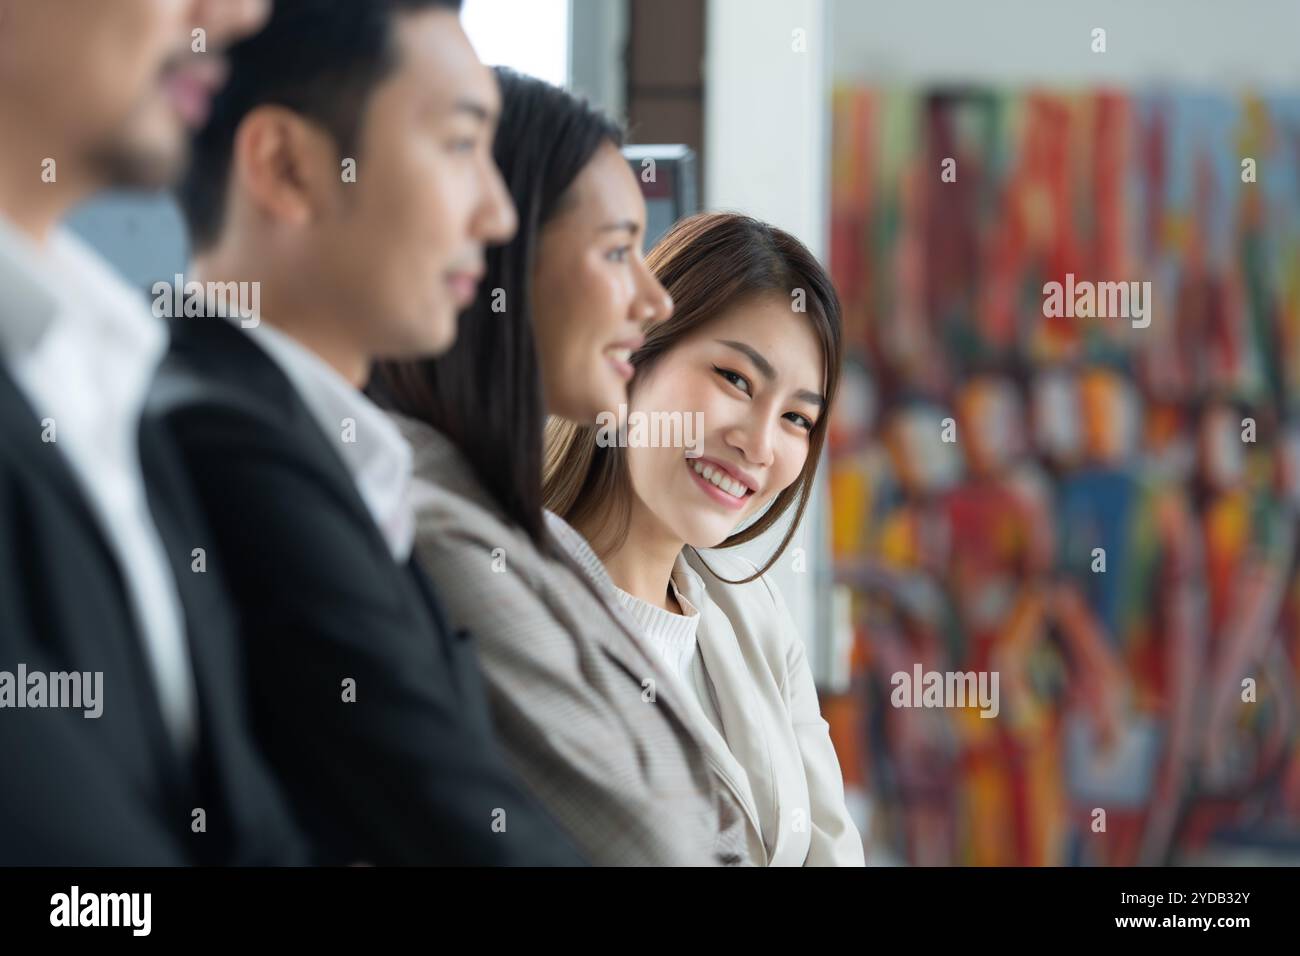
[630,444,686,509]
[115,8,174,87]
[766,436,810,500]
[578,256,633,331]
[552,259,620,365]
[532,260,577,364]
[365,141,459,248]
[626,446,663,504]
[636,367,711,417]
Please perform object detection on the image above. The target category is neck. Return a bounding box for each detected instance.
[197,245,371,387]
[0,124,93,244]
[592,495,685,614]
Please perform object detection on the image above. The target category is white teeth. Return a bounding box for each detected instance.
[691,460,746,499]
[608,348,631,364]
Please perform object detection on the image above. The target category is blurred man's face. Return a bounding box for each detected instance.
[0,0,270,190]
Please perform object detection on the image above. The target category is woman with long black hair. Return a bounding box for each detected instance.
[371,69,749,866]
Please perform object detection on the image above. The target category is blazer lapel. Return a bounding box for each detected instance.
[0,365,191,796]
[553,566,702,739]
[0,367,115,559]
[166,320,396,568]
[579,558,772,861]
[686,551,782,862]
[136,414,229,798]
[401,420,712,746]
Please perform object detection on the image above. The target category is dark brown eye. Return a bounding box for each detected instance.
[713,365,751,395]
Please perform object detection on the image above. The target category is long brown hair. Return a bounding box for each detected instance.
[544,212,843,583]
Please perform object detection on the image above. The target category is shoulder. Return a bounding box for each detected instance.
[407,451,542,583]
[684,548,798,665]
[152,318,295,426]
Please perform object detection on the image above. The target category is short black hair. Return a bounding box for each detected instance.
[179,0,464,252]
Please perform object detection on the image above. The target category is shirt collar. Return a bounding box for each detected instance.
[239,318,416,562]
[0,214,163,362]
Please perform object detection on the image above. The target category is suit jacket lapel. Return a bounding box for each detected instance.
[136,412,230,800]
[0,366,114,559]
[685,550,780,861]
[166,320,396,569]
[0,364,191,796]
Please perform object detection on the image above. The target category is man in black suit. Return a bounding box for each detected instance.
[0,0,307,864]
[152,0,583,864]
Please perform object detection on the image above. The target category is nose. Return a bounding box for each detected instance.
[474,156,518,245]
[726,410,776,469]
[632,259,673,326]
[192,0,272,48]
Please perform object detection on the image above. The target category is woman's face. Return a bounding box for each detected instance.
[624,294,827,548]
[532,141,674,423]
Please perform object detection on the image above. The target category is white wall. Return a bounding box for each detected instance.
[569,0,628,122]
[832,0,1300,90]
[704,0,846,688]
[706,0,829,246]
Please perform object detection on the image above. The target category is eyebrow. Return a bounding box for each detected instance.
[598,219,642,236]
[451,97,495,124]
[717,339,825,409]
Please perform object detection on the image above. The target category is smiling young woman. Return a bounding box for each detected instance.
[544,211,864,866]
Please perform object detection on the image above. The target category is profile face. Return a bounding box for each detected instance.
[0,0,271,190]
[318,9,517,359]
[531,141,673,423]
[623,294,826,549]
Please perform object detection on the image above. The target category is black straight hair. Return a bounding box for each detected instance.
[371,68,623,546]
[179,0,463,251]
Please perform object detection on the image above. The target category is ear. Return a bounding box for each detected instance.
[231,105,340,232]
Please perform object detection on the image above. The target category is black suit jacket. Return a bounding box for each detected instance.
[0,364,308,865]
[150,318,583,866]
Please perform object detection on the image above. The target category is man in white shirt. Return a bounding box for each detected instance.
[150,0,583,864]
[0,0,309,864]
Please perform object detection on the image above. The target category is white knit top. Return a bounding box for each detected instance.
[543,512,727,736]
[613,564,726,737]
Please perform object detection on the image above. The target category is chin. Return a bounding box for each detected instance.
[420,309,459,357]
[90,131,186,189]
[678,518,735,551]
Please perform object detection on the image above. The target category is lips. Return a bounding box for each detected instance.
[162,57,228,128]
[686,455,759,511]
[446,270,483,307]
[604,335,644,381]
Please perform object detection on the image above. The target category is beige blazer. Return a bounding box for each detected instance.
[552,518,865,867]
[391,413,750,866]
[676,548,866,866]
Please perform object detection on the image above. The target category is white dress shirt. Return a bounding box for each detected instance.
[0,215,197,752]
[238,319,416,562]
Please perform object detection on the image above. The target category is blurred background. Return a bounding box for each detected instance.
[71,0,1300,865]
